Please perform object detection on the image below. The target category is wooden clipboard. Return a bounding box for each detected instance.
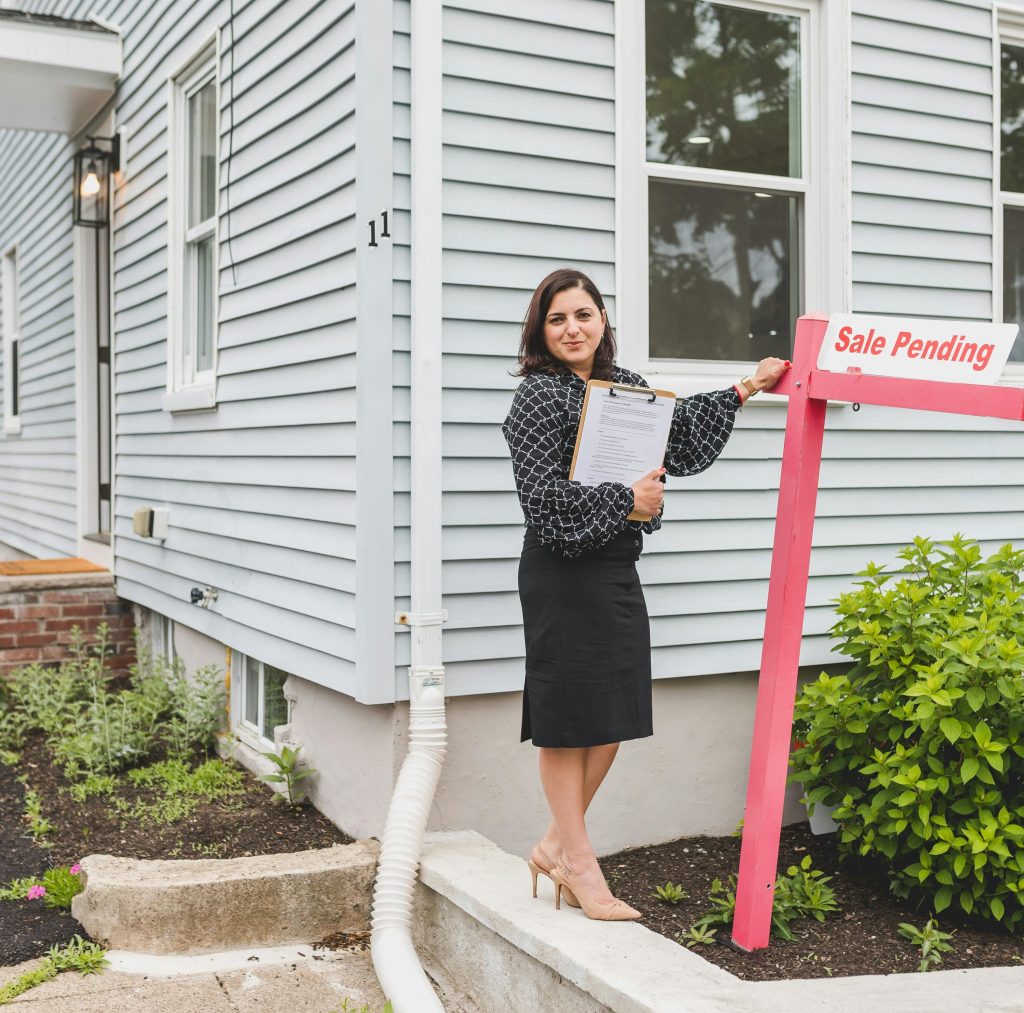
[568,379,676,522]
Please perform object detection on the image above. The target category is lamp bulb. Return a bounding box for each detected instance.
[80,163,101,197]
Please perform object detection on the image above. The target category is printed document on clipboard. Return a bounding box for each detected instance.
[568,379,677,522]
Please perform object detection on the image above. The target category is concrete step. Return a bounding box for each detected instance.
[411,831,1024,1013]
[72,841,379,954]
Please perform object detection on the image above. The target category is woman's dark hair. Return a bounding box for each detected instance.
[515,268,617,379]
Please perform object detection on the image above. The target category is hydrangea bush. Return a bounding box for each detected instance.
[790,535,1024,929]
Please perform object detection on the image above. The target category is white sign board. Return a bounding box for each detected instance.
[818,315,1019,384]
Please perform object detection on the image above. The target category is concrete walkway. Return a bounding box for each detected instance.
[0,946,394,1012]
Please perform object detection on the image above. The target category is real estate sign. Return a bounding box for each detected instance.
[818,314,1019,384]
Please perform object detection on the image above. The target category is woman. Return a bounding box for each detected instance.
[502,268,789,921]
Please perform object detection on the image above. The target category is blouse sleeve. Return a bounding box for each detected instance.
[502,379,634,556]
[663,387,742,478]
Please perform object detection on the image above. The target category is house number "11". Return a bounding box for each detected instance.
[368,210,391,247]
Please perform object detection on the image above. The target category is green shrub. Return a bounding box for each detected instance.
[2,627,225,779]
[790,535,1024,929]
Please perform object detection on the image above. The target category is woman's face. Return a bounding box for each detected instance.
[542,285,606,380]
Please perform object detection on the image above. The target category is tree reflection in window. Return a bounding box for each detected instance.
[649,181,797,361]
[1001,44,1024,194]
[646,0,801,177]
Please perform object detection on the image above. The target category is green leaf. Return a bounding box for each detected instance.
[974,722,992,748]
[961,757,980,783]
[934,886,953,912]
[966,686,985,712]
[940,718,961,743]
[991,896,1005,921]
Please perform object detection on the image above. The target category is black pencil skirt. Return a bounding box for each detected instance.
[518,527,654,748]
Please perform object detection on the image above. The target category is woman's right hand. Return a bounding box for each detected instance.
[631,468,666,515]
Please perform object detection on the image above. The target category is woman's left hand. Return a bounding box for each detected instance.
[753,357,791,392]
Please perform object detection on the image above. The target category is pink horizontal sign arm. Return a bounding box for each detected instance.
[731,314,828,952]
[808,370,1024,421]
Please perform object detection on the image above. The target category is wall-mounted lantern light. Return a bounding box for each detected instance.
[73,134,120,228]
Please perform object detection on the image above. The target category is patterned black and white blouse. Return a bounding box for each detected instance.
[502,365,742,558]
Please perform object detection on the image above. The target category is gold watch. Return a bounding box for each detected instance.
[739,376,759,398]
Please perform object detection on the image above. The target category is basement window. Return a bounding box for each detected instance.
[233,651,290,746]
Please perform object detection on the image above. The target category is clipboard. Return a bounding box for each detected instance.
[568,379,677,522]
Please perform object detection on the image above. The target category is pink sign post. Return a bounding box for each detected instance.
[731,312,1024,952]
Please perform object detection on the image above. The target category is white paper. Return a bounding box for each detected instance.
[571,383,676,488]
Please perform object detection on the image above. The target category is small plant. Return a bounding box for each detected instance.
[259,744,316,805]
[21,788,54,845]
[0,864,84,910]
[0,934,107,1005]
[653,881,688,904]
[695,855,839,941]
[68,774,116,803]
[898,918,955,972]
[678,924,717,948]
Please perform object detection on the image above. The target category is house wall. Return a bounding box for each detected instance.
[0,129,80,558]
[20,0,363,693]
[386,0,1024,706]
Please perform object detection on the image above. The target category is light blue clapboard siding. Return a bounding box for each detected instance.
[0,127,78,557]
[392,0,1024,699]
[393,0,620,691]
[851,0,996,318]
[16,0,360,692]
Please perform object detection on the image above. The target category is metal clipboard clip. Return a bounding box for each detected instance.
[608,385,658,403]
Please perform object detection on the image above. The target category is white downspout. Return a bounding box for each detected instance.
[369,0,446,1010]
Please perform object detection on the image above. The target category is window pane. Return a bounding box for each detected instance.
[1002,45,1024,193]
[649,180,797,360]
[1001,207,1024,362]
[189,80,217,227]
[646,0,801,177]
[262,665,289,740]
[194,235,215,373]
[244,657,259,726]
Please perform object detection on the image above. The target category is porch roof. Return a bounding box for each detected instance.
[0,10,121,134]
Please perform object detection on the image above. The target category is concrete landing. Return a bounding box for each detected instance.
[413,831,1024,1013]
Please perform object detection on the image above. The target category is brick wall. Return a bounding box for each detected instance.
[0,576,136,680]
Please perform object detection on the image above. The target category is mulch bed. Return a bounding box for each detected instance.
[1,733,353,965]
[602,822,1024,980]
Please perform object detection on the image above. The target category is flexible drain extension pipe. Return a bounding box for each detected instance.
[371,667,448,1013]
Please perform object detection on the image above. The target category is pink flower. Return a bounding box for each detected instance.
[26,885,46,900]
[69,864,81,875]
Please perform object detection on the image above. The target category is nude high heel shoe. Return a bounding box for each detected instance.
[528,844,580,908]
[549,859,641,922]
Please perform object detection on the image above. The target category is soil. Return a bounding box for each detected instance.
[602,823,1024,980]
[1,733,353,965]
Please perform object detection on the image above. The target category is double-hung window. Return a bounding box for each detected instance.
[618,0,845,389]
[1,245,20,435]
[998,25,1024,368]
[165,43,219,411]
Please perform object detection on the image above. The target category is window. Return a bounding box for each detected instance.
[151,612,176,666]
[233,652,290,746]
[165,42,219,410]
[1,245,20,434]
[617,0,845,387]
[999,31,1024,366]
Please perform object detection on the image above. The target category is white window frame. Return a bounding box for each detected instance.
[615,0,850,401]
[993,7,1024,384]
[1,243,21,435]
[163,36,220,413]
[151,612,176,666]
[230,650,291,751]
